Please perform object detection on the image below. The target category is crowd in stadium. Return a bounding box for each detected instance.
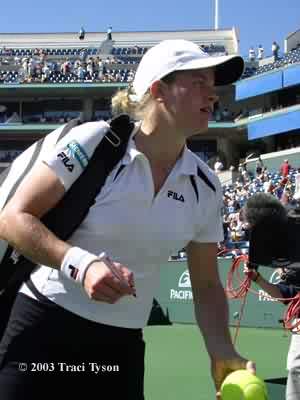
[168,157,300,261]
[219,158,300,253]
[243,43,300,78]
[0,37,300,85]
[0,49,136,84]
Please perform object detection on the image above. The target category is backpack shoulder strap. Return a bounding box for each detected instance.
[0,114,133,292]
[41,113,134,238]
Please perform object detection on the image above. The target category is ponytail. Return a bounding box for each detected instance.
[111,87,152,120]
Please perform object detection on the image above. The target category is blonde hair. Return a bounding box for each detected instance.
[111,71,179,119]
[111,87,153,120]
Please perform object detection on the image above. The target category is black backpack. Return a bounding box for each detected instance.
[0,113,134,338]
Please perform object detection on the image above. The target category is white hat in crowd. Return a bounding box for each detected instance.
[133,39,244,100]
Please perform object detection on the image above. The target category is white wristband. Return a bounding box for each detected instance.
[61,247,99,284]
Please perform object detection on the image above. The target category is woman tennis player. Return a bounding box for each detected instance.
[0,39,255,399]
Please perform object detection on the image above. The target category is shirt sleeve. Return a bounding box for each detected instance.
[192,176,224,243]
[42,121,109,191]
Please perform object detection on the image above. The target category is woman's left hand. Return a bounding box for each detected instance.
[211,353,256,399]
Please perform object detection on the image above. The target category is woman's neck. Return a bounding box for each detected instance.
[135,119,185,166]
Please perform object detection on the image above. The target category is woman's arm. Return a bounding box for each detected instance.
[186,241,255,394]
[0,162,69,267]
[186,241,235,358]
[0,161,135,302]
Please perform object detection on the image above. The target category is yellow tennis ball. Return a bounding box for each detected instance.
[221,370,268,400]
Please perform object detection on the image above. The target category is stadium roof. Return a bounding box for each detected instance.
[0,28,240,54]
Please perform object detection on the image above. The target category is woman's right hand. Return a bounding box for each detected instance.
[83,258,136,303]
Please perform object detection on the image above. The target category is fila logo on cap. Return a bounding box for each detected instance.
[167,190,185,203]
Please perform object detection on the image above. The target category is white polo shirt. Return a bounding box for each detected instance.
[20,121,224,329]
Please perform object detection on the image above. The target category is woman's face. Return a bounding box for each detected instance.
[162,68,218,136]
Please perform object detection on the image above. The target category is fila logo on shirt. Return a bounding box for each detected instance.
[167,190,185,203]
[57,151,75,172]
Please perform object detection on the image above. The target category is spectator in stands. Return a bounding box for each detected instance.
[0,105,7,123]
[280,186,292,206]
[27,58,36,80]
[262,176,272,193]
[222,107,232,121]
[0,38,254,399]
[97,58,104,79]
[255,156,264,176]
[229,219,245,242]
[257,45,264,60]
[86,58,94,79]
[79,26,85,40]
[293,168,300,203]
[22,57,29,78]
[14,55,21,65]
[248,47,256,61]
[272,41,280,60]
[222,214,231,241]
[61,59,71,75]
[77,63,86,81]
[38,49,46,65]
[79,48,88,61]
[107,26,112,41]
[280,159,291,177]
[273,179,285,200]
[214,157,224,174]
[238,162,250,184]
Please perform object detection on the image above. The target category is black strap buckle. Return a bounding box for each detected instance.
[104,129,121,147]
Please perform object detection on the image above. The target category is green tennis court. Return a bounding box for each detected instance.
[144,324,290,399]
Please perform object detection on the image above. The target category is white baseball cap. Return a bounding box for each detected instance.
[133,39,244,100]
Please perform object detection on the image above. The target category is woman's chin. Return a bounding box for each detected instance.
[190,124,208,136]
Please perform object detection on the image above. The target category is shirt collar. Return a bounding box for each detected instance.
[174,145,198,177]
[123,123,198,177]
[122,122,143,165]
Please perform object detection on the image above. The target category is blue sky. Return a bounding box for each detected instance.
[0,0,299,57]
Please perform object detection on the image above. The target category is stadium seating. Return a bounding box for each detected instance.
[0,42,229,85]
[0,47,98,57]
[1,41,299,85]
[241,48,300,79]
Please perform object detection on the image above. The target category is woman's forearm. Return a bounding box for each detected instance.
[193,283,235,359]
[0,211,70,268]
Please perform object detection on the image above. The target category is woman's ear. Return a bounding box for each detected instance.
[149,80,168,103]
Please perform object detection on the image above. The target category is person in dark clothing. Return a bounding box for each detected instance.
[245,266,300,400]
[79,26,85,40]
